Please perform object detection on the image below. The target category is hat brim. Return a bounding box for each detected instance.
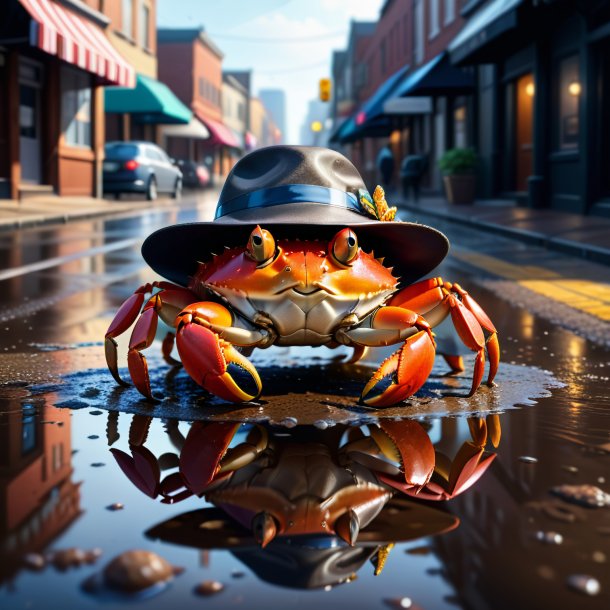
[142,203,449,287]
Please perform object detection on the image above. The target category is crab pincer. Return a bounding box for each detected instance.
[360,309,436,407]
[175,304,262,403]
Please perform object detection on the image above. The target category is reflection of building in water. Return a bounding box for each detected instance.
[0,395,81,584]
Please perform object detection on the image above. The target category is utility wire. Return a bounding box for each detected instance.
[209,30,346,43]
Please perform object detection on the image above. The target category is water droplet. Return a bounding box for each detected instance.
[280,417,297,428]
[314,420,329,429]
[551,484,610,508]
[566,574,600,596]
[536,531,563,545]
[519,456,538,464]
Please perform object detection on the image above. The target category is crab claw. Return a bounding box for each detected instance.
[176,323,262,403]
[179,421,240,494]
[361,330,435,407]
[252,512,278,548]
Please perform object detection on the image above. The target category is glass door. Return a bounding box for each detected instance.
[19,59,43,184]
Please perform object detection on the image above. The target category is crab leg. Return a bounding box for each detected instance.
[175,302,268,403]
[358,307,436,406]
[105,282,196,390]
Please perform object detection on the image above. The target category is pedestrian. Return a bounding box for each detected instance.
[400,154,427,204]
[376,145,395,189]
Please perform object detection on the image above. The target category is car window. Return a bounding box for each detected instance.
[105,143,139,158]
[145,147,162,161]
[156,147,170,164]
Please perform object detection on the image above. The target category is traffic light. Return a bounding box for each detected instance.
[319,78,331,102]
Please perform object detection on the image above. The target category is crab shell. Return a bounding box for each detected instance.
[189,234,398,346]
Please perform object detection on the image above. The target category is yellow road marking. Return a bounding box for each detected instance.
[453,250,610,321]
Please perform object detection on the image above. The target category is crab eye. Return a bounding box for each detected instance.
[330,228,359,265]
[247,225,276,265]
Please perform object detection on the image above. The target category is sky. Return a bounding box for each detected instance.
[157,0,384,143]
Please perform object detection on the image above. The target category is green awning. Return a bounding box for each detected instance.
[105,74,192,125]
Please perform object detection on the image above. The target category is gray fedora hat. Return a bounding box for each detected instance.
[142,146,449,286]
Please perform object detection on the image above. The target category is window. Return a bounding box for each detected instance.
[139,2,150,49]
[380,39,387,74]
[454,105,467,147]
[61,67,91,148]
[122,0,133,38]
[558,54,580,150]
[444,0,455,25]
[414,0,424,64]
[429,0,440,38]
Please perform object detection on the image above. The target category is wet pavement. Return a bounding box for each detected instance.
[0,192,609,609]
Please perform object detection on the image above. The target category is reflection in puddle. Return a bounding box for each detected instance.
[109,415,500,589]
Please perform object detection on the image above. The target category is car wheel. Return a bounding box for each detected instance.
[172,177,182,200]
[146,176,158,201]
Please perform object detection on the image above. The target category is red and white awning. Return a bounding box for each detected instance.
[19,0,135,87]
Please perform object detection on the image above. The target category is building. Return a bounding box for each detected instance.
[259,89,286,144]
[157,28,240,180]
[250,97,281,149]
[222,73,249,171]
[0,0,135,200]
[330,0,470,191]
[224,70,256,149]
[104,3,193,146]
[449,0,610,216]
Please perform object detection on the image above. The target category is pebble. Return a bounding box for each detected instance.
[566,574,600,596]
[107,503,124,511]
[90,462,105,468]
[103,550,181,592]
[561,465,578,474]
[194,580,224,596]
[536,531,563,545]
[23,553,45,570]
[87,435,99,440]
[230,570,245,579]
[551,484,610,508]
[519,456,538,464]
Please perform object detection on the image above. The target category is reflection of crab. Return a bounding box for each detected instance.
[111,415,500,552]
[105,225,499,406]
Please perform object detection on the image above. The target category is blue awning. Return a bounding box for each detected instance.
[449,0,523,64]
[393,52,474,98]
[329,65,410,144]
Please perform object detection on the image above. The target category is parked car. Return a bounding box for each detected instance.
[175,159,210,189]
[103,141,182,201]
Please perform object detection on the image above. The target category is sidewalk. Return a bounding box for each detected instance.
[397,195,610,266]
[0,195,181,231]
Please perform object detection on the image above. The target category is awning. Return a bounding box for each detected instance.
[245,131,257,150]
[19,0,134,87]
[393,52,474,98]
[449,0,523,64]
[161,117,210,139]
[195,112,241,148]
[105,74,192,124]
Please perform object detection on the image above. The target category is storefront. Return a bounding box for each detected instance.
[0,0,134,200]
[450,0,610,216]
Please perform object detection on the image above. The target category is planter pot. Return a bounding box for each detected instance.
[443,175,476,205]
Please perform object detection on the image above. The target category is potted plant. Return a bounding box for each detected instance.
[438,148,477,205]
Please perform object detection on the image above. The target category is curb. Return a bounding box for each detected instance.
[399,203,610,266]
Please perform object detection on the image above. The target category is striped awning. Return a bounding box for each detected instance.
[19,0,135,87]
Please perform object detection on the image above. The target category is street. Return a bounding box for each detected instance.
[0,190,608,609]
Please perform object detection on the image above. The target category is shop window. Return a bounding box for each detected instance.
[557,54,580,150]
[454,105,467,148]
[139,2,150,50]
[122,0,133,38]
[61,68,91,148]
[444,0,455,25]
[429,0,440,39]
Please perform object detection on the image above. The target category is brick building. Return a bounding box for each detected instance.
[157,28,240,180]
[0,0,134,200]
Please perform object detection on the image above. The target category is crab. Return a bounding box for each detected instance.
[105,224,499,407]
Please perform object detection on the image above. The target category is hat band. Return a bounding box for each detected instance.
[214,184,363,219]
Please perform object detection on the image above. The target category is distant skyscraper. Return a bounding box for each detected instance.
[259,89,286,143]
